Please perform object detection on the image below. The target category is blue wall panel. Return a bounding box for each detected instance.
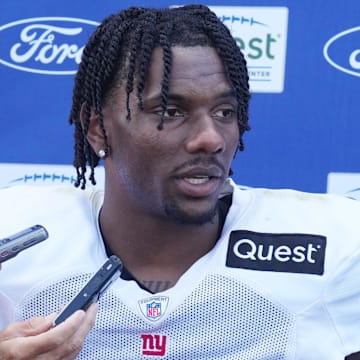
[1,1,359,193]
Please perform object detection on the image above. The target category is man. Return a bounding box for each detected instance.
[0,5,360,359]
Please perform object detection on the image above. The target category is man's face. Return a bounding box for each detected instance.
[103,46,240,225]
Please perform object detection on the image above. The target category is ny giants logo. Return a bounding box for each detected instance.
[141,334,167,356]
[0,17,99,74]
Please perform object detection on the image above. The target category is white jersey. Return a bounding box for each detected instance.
[0,182,360,359]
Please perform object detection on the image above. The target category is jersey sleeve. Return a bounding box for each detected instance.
[324,247,360,356]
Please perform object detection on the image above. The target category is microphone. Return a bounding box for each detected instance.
[0,225,49,263]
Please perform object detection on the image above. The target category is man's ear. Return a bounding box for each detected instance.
[80,103,105,153]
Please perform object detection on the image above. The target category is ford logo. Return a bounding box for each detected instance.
[0,17,99,75]
[323,26,360,77]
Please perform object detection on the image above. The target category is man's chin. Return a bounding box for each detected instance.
[164,203,218,226]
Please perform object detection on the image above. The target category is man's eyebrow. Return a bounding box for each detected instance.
[143,93,185,105]
[143,90,237,106]
[215,90,237,99]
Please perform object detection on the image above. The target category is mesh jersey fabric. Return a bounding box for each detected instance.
[0,182,360,359]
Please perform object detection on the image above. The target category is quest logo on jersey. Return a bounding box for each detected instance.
[226,230,326,275]
[323,26,360,77]
[0,17,99,75]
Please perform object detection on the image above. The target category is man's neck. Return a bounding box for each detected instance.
[99,206,220,292]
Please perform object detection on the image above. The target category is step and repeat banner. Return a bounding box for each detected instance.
[0,0,359,198]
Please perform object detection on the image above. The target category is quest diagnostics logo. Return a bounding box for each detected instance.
[0,17,99,75]
[226,230,326,275]
[210,6,289,93]
[323,26,360,77]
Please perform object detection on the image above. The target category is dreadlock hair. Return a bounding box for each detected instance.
[69,4,251,189]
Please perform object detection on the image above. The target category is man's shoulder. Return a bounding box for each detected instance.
[0,184,99,202]
[263,187,360,210]
[0,185,103,229]
[231,183,360,232]
[234,184,360,209]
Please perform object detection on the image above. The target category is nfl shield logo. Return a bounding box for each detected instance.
[147,301,161,319]
[138,296,169,322]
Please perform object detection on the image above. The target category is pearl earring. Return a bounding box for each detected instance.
[98,149,106,158]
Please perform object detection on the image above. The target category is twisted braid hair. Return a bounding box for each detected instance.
[69,4,251,189]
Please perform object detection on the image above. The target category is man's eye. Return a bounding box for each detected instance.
[162,108,183,118]
[214,108,235,119]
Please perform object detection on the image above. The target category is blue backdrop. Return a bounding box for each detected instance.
[1,0,359,193]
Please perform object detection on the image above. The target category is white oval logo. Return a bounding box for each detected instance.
[0,17,99,75]
[345,187,360,201]
[323,26,360,77]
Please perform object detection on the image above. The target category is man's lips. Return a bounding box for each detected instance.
[175,166,223,179]
[173,167,224,197]
[183,175,214,185]
[175,176,222,198]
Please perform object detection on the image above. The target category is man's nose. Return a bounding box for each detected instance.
[184,113,225,154]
